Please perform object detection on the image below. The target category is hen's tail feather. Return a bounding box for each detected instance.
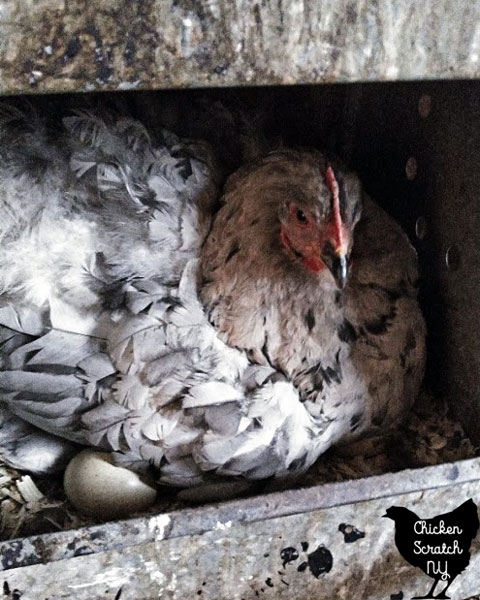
[63,110,218,218]
[131,94,269,174]
[0,101,66,165]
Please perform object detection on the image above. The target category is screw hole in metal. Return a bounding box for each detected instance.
[445,245,461,271]
[418,94,431,119]
[405,157,417,181]
[415,217,427,240]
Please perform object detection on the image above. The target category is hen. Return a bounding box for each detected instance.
[0,106,425,488]
[201,151,426,443]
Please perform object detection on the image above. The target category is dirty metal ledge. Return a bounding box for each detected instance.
[0,1,480,96]
[1,456,478,572]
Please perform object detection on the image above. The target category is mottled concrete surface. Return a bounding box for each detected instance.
[2,458,480,599]
[0,0,480,95]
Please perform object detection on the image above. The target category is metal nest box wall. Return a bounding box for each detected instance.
[1,2,480,599]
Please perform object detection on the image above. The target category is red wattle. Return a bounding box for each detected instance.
[304,255,324,274]
[281,226,325,274]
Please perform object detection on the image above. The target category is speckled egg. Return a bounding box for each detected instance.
[64,449,157,519]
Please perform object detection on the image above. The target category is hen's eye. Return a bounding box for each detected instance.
[296,209,308,223]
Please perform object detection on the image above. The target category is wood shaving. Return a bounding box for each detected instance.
[16,476,44,505]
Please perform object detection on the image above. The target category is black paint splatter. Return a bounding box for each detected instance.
[297,561,308,572]
[339,523,365,543]
[307,545,333,578]
[301,541,309,552]
[265,578,274,588]
[1,541,25,570]
[390,592,404,600]
[280,546,299,568]
[63,36,81,62]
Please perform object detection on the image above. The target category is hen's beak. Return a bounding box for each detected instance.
[331,253,349,289]
[321,242,349,289]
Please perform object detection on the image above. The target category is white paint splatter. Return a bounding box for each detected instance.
[166,573,178,593]
[148,514,171,540]
[144,560,166,586]
[118,80,141,90]
[214,520,232,530]
[386,64,399,78]
[68,566,135,589]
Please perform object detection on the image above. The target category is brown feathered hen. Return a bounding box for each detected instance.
[201,150,426,449]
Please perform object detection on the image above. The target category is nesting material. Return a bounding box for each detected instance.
[303,390,477,486]
[0,390,477,540]
[0,462,80,540]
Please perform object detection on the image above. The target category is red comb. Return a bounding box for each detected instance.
[325,165,339,201]
[325,165,345,251]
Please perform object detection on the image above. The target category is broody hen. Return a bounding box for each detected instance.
[0,107,425,488]
[201,152,426,446]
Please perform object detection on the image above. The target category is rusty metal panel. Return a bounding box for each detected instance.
[2,458,480,599]
[1,1,480,95]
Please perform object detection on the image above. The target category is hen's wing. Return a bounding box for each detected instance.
[1,261,330,484]
[343,194,426,432]
[0,106,214,474]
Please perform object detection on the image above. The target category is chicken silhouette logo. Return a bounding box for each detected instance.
[384,499,479,599]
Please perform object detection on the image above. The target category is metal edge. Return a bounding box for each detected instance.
[1,457,479,571]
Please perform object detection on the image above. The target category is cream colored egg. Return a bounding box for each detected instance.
[64,449,157,519]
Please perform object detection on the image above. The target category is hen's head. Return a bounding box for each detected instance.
[382,506,417,524]
[272,153,362,288]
